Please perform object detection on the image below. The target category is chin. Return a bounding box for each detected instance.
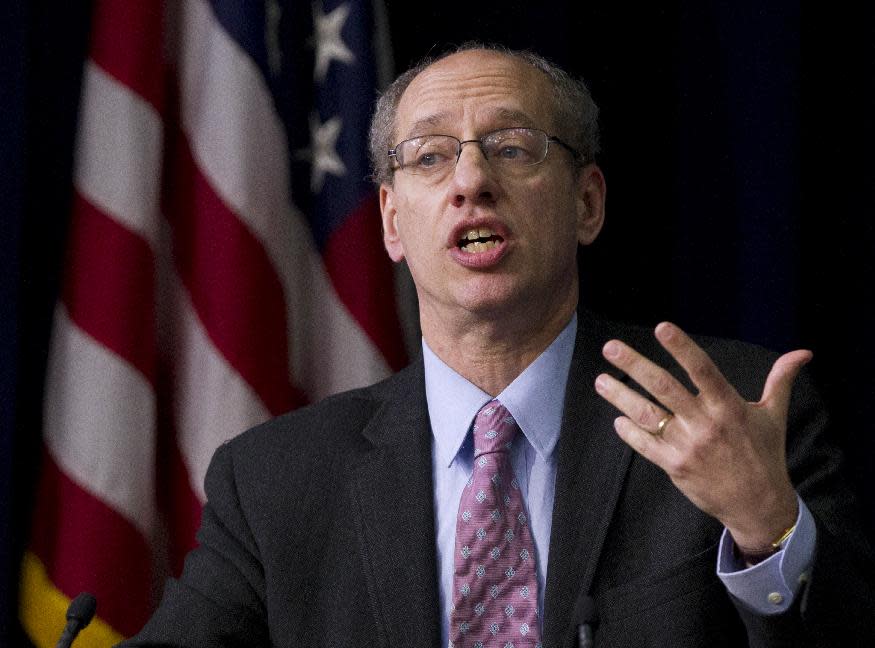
[456,285,530,319]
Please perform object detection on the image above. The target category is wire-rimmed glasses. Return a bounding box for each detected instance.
[388,127,579,180]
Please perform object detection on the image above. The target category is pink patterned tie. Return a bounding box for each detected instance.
[449,400,541,648]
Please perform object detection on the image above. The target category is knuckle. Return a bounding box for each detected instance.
[725,400,748,422]
[688,436,711,462]
[666,453,688,477]
[709,401,729,419]
[700,420,724,442]
[651,372,674,397]
[638,401,661,427]
[690,361,712,383]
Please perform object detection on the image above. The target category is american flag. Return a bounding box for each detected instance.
[19,1,404,644]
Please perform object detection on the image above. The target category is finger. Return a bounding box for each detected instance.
[760,349,813,419]
[613,416,676,467]
[595,372,675,433]
[601,339,698,417]
[654,322,738,404]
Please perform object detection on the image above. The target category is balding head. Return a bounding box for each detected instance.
[368,43,600,186]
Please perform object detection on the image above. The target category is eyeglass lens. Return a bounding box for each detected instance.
[395,128,549,175]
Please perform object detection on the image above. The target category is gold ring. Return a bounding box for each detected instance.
[654,414,674,437]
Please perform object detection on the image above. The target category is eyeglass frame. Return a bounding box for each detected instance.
[386,127,582,176]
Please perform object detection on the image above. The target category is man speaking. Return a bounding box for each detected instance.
[123,44,875,647]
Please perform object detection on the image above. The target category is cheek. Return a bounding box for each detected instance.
[392,195,438,272]
[522,178,581,259]
[519,175,576,227]
[397,191,440,243]
[398,186,436,219]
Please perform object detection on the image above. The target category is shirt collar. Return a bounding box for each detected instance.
[424,313,577,468]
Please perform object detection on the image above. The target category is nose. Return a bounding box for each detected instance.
[448,141,500,208]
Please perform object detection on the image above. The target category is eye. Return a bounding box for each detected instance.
[493,142,537,164]
[416,151,447,167]
[405,137,455,171]
[497,145,523,160]
[486,130,540,164]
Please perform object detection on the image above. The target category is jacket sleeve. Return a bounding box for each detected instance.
[732,366,875,647]
[117,441,270,648]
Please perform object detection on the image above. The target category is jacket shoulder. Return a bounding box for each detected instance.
[223,360,422,458]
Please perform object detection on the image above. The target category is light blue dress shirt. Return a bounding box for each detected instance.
[424,313,816,645]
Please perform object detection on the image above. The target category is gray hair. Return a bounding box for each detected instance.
[368,42,600,186]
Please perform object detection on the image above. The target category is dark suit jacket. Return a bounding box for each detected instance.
[124,311,875,647]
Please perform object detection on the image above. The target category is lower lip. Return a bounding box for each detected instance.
[449,240,509,268]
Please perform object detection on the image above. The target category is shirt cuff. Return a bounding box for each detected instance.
[716,496,816,615]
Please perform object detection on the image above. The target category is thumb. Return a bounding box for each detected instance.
[760,349,813,418]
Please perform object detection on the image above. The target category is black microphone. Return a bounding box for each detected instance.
[56,592,97,648]
[574,594,598,648]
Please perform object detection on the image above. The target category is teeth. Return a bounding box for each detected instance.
[463,227,495,241]
[461,240,498,253]
[458,227,500,253]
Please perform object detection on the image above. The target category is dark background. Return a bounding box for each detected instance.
[389,1,875,535]
[2,1,873,644]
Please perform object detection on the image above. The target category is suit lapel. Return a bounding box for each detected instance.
[353,362,442,647]
[543,312,635,647]
[349,313,638,646]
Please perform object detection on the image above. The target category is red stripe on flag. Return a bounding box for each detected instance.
[29,449,152,638]
[156,398,203,576]
[154,439,202,576]
[62,193,156,384]
[323,196,408,371]
[163,441,202,575]
[164,130,306,416]
[88,0,166,111]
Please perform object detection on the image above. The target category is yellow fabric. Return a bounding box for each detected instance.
[19,551,125,648]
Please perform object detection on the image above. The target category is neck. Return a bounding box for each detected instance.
[421,294,577,396]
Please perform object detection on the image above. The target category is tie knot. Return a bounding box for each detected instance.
[472,400,518,457]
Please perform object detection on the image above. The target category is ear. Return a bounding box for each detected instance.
[380,183,405,262]
[574,163,606,246]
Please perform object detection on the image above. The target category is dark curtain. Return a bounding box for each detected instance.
[0,0,27,640]
[388,0,875,534]
[2,1,872,645]
[1,2,92,645]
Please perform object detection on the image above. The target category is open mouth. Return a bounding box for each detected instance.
[457,227,504,253]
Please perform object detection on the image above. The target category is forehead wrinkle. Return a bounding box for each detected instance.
[399,88,546,138]
[409,71,532,109]
[395,53,554,140]
[492,108,538,128]
[403,113,452,140]
[401,107,538,142]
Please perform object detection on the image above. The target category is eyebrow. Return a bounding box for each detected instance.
[491,108,537,127]
[402,113,451,140]
[400,108,540,141]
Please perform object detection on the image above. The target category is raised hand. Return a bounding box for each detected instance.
[593,322,812,552]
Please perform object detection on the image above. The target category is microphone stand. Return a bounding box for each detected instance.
[56,592,97,648]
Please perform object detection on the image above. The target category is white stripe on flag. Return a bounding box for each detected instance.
[177,0,391,402]
[43,304,157,538]
[165,276,271,501]
[73,61,163,248]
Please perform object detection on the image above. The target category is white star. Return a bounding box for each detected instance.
[313,2,355,82]
[309,113,347,192]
